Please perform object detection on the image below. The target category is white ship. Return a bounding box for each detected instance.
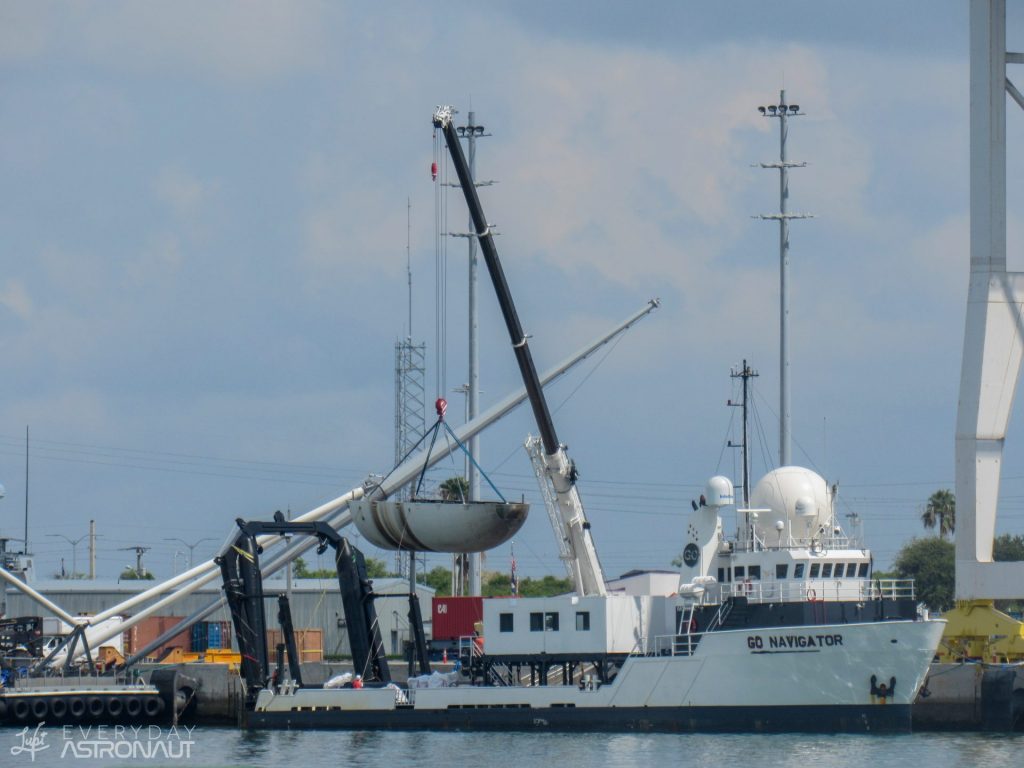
[240,465,942,733]
[218,106,944,733]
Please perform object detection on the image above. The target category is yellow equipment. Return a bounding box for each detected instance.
[937,600,1024,663]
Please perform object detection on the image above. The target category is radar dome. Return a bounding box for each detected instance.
[703,476,735,508]
[748,467,832,542]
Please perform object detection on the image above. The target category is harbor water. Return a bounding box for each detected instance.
[2,726,1022,767]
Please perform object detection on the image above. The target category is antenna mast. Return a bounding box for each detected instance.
[728,361,759,507]
[756,91,812,468]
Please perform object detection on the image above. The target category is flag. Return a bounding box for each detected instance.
[510,543,518,596]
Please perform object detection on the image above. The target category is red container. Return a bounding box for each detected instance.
[432,596,483,641]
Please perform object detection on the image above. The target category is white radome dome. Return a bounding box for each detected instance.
[749,466,831,541]
[703,476,735,508]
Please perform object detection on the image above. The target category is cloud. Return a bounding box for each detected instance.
[6,1,336,83]
[154,168,216,221]
[0,280,34,321]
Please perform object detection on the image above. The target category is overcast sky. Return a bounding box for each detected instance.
[1,1,1023,585]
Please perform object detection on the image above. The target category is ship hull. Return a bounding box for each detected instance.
[246,619,943,734]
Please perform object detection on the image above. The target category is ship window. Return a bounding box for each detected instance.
[845,563,858,578]
[717,567,725,584]
[776,564,788,579]
[858,563,870,578]
[794,563,805,578]
[748,566,761,580]
[734,566,746,579]
[809,563,820,578]
[576,612,590,631]
[545,613,560,632]
[500,613,514,633]
[530,613,543,632]
[822,563,833,578]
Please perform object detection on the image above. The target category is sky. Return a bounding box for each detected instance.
[1,1,1023,585]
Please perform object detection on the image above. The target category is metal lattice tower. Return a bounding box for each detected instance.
[393,339,426,578]
[393,199,428,578]
[394,340,427,498]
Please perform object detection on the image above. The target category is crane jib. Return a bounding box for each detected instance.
[438,116,560,457]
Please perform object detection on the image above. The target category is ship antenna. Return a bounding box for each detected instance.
[729,361,759,507]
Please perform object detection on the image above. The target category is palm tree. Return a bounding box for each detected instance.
[921,489,956,539]
[439,476,469,502]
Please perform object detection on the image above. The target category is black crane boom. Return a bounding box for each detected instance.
[434,106,560,456]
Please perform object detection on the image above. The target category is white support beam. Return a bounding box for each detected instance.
[41,300,659,653]
[956,0,1024,600]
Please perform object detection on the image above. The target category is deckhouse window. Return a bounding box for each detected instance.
[500,613,514,633]
[718,567,726,584]
[809,563,820,578]
[530,613,543,632]
[794,563,805,578]
[776,564,788,579]
[845,563,858,578]
[858,563,870,578]
[576,612,590,631]
[545,612,560,632]
[822,563,833,578]
[748,565,761,580]
[734,566,746,579]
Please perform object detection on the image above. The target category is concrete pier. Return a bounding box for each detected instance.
[913,662,1024,731]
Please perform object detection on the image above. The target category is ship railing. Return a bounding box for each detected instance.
[457,634,485,661]
[864,578,915,600]
[721,579,877,603]
[730,532,862,553]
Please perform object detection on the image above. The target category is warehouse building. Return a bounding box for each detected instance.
[4,577,434,660]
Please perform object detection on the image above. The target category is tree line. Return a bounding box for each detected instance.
[880,489,1024,613]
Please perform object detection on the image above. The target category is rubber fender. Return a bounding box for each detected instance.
[30,698,48,720]
[105,696,124,718]
[124,697,142,718]
[12,698,31,722]
[49,697,68,720]
[143,696,163,718]
[68,697,86,719]
[87,697,105,718]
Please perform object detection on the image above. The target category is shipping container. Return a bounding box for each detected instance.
[191,620,232,652]
[431,596,483,641]
[123,615,191,658]
[266,628,323,663]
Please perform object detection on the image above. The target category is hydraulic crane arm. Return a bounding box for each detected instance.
[217,514,399,707]
[433,105,628,596]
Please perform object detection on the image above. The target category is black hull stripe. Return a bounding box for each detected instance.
[247,704,912,734]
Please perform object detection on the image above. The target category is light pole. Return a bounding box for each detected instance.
[48,533,88,579]
[756,91,812,468]
[164,538,214,570]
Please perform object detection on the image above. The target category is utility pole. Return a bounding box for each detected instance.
[89,520,96,579]
[756,92,812,468]
[121,546,151,578]
[728,360,759,507]
[23,426,29,557]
